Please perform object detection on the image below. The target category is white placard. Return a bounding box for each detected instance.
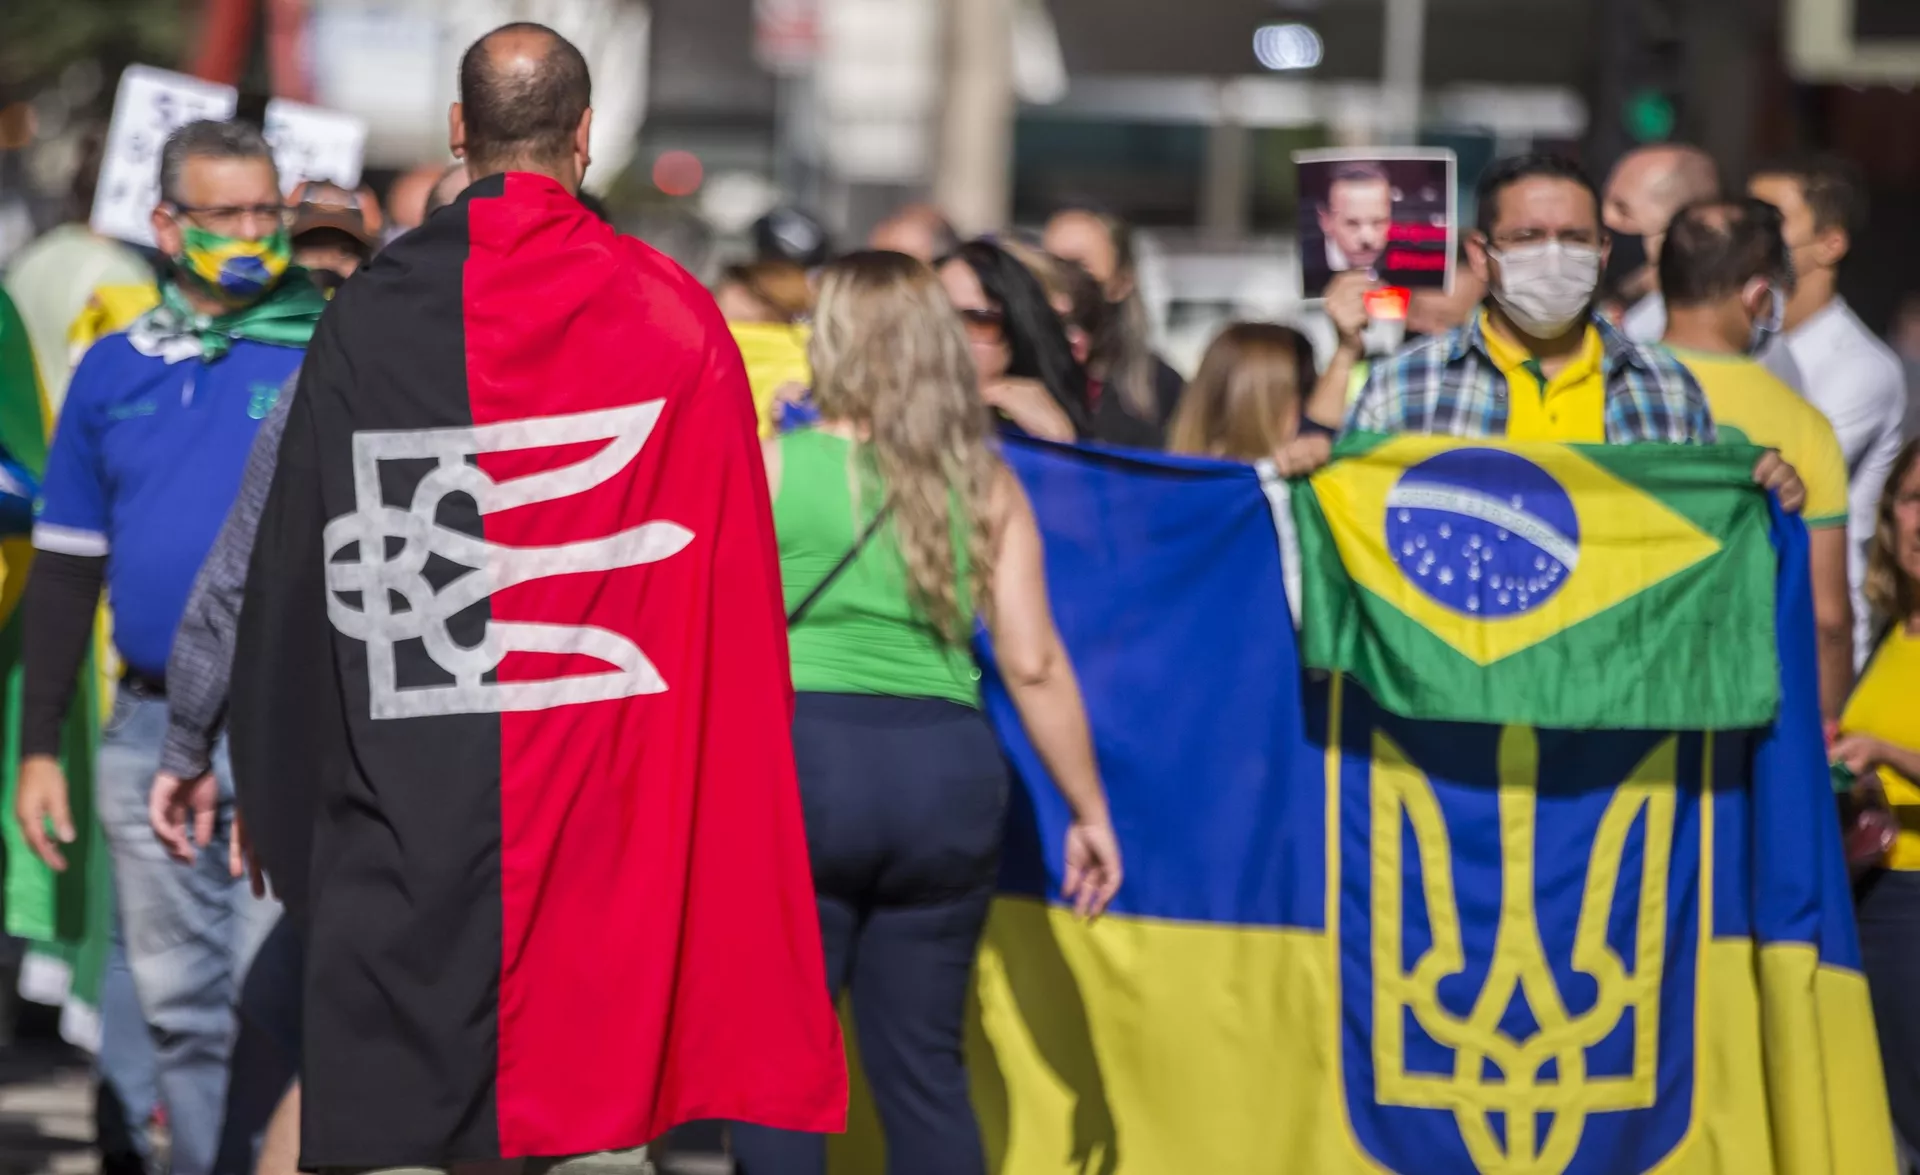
[262,99,368,193]
[89,65,369,246]
[90,66,238,247]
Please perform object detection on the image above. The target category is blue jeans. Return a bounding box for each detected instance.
[94,693,281,1175]
[97,915,159,1174]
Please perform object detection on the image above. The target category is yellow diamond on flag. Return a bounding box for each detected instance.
[1307,436,1721,667]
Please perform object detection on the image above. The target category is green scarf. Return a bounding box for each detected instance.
[131,273,327,364]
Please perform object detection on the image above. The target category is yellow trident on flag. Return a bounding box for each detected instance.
[1368,725,1687,1175]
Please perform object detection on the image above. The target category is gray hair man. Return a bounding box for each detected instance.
[15,116,322,1175]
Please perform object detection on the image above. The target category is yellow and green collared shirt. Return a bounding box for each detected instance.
[1345,309,1714,443]
[1478,309,1608,443]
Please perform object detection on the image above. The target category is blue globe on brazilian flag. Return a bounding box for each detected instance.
[1294,434,1778,730]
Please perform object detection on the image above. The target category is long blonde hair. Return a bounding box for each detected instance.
[1166,323,1312,461]
[1866,438,1920,626]
[809,251,1000,639]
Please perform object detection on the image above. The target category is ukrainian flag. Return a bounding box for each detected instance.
[830,436,1892,1175]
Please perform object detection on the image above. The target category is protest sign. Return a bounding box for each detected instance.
[1295,148,1457,299]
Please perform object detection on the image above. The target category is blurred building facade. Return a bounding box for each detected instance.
[5,0,1920,341]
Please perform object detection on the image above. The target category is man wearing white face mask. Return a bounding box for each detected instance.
[1348,154,1803,506]
[1751,156,1905,669]
[1659,198,1854,719]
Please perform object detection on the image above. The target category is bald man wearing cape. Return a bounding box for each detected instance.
[229,24,846,1169]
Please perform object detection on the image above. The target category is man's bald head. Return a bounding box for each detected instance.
[453,22,592,181]
[1604,144,1722,240]
[868,203,959,265]
[1602,144,1721,302]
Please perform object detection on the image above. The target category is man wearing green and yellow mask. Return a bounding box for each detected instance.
[12,118,320,1175]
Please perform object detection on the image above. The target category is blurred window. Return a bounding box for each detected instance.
[1011,118,1205,226]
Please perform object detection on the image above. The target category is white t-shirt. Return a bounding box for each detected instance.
[1786,296,1909,666]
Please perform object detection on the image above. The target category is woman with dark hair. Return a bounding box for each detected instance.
[936,239,1089,442]
[1841,438,1920,1160]
[1044,204,1187,439]
[936,239,1160,447]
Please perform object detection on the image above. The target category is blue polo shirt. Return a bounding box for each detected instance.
[33,332,303,681]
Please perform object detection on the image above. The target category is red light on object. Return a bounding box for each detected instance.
[652,151,704,197]
[1365,287,1410,321]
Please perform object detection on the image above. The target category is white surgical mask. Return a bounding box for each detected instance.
[1748,285,1787,356]
[1487,240,1602,340]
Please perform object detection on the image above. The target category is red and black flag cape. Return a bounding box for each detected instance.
[229,172,846,1167]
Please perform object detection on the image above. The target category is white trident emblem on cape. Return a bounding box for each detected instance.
[322,401,693,720]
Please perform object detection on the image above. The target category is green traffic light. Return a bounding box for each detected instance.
[1625,90,1676,143]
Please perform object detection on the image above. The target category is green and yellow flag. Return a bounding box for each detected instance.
[0,284,115,1046]
[1292,433,1778,730]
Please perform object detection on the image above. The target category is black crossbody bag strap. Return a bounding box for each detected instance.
[787,500,895,628]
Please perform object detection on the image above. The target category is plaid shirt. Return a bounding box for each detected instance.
[1346,312,1716,443]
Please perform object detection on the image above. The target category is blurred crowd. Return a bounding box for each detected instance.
[3,19,1920,1175]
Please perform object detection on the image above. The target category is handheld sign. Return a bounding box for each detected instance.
[90,65,369,247]
[1294,147,1458,300]
[263,99,368,195]
[91,66,238,248]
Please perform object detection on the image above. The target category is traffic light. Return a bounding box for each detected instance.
[1623,89,1678,143]
[1590,0,1686,163]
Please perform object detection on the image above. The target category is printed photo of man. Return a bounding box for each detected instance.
[1319,161,1393,276]
[1298,151,1457,299]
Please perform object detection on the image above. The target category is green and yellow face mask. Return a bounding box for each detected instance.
[175,225,293,307]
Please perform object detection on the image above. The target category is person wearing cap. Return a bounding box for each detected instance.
[288,181,381,294]
[755,206,832,270]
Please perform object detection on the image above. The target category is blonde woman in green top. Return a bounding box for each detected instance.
[733,251,1121,1175]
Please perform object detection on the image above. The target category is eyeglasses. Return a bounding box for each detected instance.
[169,202,296,235]
[957,307,1006,344]
[1486,227,1603,250]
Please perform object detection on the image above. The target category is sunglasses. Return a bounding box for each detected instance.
[958,306,1006,343]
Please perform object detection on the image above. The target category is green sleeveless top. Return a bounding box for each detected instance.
[775,429,981,707]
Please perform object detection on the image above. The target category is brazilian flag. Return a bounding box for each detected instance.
[0,286,112,1045]
[1292,434,1779,730]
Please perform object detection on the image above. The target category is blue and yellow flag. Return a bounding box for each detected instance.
[832,437,1891,1175]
